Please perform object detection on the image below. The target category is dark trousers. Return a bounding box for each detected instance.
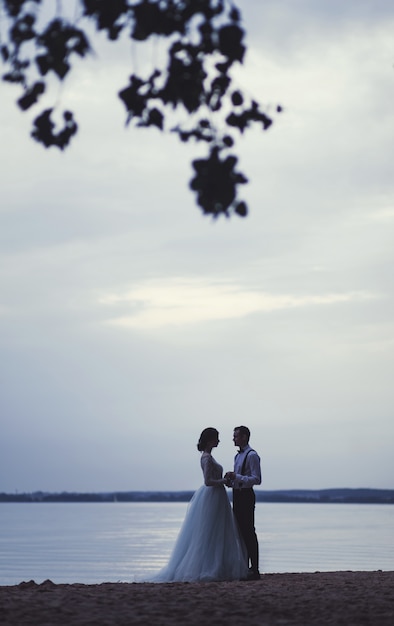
[233,488,259,572]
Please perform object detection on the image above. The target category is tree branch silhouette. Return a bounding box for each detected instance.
[1,0,281,218]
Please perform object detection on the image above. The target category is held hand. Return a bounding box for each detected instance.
[223,472,235,487]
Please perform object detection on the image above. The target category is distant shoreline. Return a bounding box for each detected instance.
[1,488,393,504]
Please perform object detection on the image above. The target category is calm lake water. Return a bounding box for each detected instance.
[0,502,393,585]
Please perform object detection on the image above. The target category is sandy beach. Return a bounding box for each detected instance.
[1,571,393,625]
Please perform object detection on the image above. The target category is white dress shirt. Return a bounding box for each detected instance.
[233,445,262,489]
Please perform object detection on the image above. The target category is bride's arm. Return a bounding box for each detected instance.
[201,455,226,487]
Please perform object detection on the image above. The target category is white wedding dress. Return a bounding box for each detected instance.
[151,453,248,582]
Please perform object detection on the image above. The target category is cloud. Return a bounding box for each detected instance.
[98,278,376,329]
[367,207,394,222]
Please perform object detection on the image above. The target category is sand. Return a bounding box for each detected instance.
[1,571,393,625]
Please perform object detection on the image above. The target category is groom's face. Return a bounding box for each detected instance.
[233,429,247,449]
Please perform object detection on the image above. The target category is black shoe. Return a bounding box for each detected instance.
[246,570,261,580]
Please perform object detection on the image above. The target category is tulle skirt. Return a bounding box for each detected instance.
[151,485,248,582]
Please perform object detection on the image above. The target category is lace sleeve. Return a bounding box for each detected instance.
[201,454,225,487]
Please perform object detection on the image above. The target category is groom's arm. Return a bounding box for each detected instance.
[233,452,262,489]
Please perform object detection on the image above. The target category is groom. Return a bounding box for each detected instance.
[225,425,262,580]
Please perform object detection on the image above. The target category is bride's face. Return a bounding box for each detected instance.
[209,434,220,449]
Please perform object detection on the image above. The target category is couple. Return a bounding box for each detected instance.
[152,426,262,583]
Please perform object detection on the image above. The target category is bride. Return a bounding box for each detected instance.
[151,427,248,582]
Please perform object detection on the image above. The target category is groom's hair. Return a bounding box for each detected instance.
[234,425,250,442]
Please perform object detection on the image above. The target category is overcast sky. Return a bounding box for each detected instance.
[1,0,393,493]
